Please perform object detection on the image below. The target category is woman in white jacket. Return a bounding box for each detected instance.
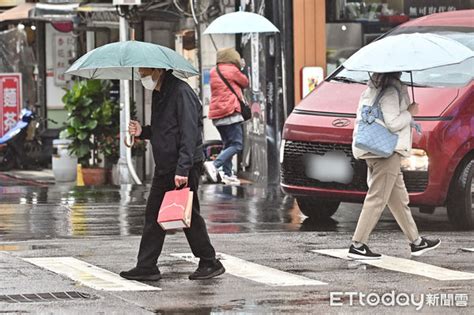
[349,72,440,260]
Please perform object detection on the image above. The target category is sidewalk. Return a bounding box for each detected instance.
[1,169,252,186]
[0,250,150,314]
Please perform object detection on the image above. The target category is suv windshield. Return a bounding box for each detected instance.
[331,27,474,87]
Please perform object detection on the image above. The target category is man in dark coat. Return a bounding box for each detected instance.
[120,68,225,281]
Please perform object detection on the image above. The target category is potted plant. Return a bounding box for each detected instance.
[62,80,119,185]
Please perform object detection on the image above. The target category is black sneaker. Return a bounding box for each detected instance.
[119,266,162,281]
[411,237,441,257]
[189,259,225,280]
[348,244,382,260]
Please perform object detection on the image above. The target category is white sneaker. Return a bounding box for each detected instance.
[222,175,241,185]
[204,161,220,183]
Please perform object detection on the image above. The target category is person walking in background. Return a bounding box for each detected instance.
[120,67,225,281]
[204,48,249,185]
[349,72,440,260]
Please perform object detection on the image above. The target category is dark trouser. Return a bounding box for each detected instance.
[136,162,216,268]
[214,123,243,176]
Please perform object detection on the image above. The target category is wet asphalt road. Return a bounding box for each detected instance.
[0,174,464,240]
[0,174,473,314]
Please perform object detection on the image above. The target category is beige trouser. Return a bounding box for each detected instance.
[352,153,420,244]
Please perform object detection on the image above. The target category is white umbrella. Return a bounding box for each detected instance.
[203,11,279,34]
[344,33,474,72]
[343,33,474,101]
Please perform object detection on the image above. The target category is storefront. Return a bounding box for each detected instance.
[325,0,472,74]
[0,1,40,137]
[0,1,194,180]
[292,0,473,103]
[0,1,82,130]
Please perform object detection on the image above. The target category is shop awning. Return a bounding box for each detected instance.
[77,3,118,27]
[29,3,79,22]
[0,3,35,23]
[77,3,117,13]
[0,2,121,25]
[0,3,81,23]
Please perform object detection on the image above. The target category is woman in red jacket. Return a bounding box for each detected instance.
[204,48,249,185]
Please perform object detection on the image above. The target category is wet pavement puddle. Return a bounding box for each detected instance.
[171,252,327,286]
[0,183,462,240]
[312,249,474,281]
[154,296,327,314]
[22,257,161,291]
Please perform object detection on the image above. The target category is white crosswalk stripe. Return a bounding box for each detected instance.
[24,249,472,292]
[312,249,474,281]
[23,257,161,291]
[171,253,327,286]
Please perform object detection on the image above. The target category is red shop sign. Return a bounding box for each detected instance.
[0,73,22,137]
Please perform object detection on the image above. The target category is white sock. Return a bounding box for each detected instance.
[352,241,364,248]
[413,237,423,245]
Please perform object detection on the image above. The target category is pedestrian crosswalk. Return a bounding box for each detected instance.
[171,253,327,286]
[22,249,474,292]
[23,257,161,291]
[312,249,474,281]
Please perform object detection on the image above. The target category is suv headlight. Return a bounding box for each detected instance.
[401,149,429,172]
[279,139,286,164]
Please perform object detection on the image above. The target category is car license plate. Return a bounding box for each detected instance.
[304,151,354,184]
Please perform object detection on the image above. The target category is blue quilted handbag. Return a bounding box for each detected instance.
[354,89,399,158]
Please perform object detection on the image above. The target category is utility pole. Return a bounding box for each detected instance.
[115,1,142,184]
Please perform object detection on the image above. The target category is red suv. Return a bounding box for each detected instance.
[281,10,474,230]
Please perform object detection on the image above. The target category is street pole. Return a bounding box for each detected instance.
[118,15,142,185]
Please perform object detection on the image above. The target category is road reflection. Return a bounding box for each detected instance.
[0,181,458,240]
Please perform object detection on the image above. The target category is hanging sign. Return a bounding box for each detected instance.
[0,73,22,137]
[53,33,75,87]
[404,0,469,17]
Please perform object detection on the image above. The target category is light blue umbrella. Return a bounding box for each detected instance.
[66,40,199,79]
[66,40,199,151]
[203,11,279,34]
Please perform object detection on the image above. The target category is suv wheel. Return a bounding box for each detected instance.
[447,159,473,230]
[296,197,340,219]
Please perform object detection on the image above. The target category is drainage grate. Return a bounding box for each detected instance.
[0,291,99,304]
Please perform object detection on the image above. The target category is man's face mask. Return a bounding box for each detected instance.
[141,74,158,90]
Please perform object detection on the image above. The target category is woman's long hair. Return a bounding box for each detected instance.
[370,72,402,89]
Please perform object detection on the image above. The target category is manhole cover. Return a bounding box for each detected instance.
[0,291,99,304]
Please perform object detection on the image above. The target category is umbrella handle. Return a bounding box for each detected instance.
[410,71,416,103]
[124,135,135,148]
